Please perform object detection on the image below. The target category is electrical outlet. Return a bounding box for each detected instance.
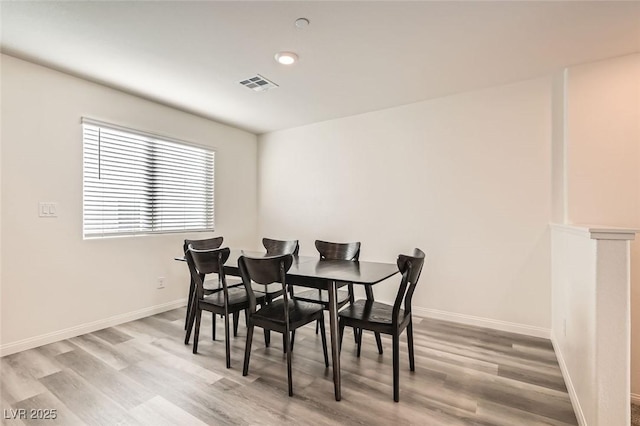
[157,277,165,289]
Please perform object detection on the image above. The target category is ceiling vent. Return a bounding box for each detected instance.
[239,74,279,92]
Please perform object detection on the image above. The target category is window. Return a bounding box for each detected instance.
[82,118,215,238]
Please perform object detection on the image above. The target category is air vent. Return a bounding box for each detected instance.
[239,74,279,92]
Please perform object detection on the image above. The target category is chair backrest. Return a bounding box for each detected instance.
[315,240,360,261]
[392,248,426,325]
[183,236,223,254]
[262,238,299,256]
[185,245,231,299]
[238,254,293,316]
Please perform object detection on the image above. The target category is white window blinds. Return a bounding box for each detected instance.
[82,118,215,238]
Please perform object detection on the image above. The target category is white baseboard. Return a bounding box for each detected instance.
[412,306,550,339]
[0,298,187,357]
[550,332,586,426]
[632,393,640,405]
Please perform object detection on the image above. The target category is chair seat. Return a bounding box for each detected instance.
[201,286,252,308]
[293,289,350,306]
[253,299,323,328]
[339,300,407,326]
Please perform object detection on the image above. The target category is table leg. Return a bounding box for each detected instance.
[328,280,341,401]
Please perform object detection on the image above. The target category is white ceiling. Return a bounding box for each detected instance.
[1,1,639,134]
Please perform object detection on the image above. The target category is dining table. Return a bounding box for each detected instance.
[178,249,400,401]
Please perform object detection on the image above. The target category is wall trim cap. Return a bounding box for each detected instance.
[550,223,638,240]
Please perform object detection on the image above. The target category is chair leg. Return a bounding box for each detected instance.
[407,319,415,371]
[339,320,345,352]
[392,333,400,402]
[356,327,363,358]
[264,329,271,347]
[315,319,319,334]
[375,332,384,355]
[185,281,195,330]
[291,331,296,351]
[212,312,216,341]
[193,308,202,354]
[243,324,254,376]
[353,327,359,344]
[233,311,240,337]
[319,314,329,368]
[224,312,231,368]
[284,330,293,396]
[184,299,197,344]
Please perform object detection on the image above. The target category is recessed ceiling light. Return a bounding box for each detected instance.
[295,18,310,29]
[274,51,298,65]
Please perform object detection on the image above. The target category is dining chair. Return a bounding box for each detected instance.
[184,245,266,369]
[338,248,425,402]
[255,238,299,303]
[292,240,383,353]
[238,253,329,397]
[258,238,299,349]
[182,237,243,334]
[262,237,299,256]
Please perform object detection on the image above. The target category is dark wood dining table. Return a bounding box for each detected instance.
[178,249,399,401]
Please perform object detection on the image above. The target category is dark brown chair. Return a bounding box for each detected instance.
[254,238,299,303]
[239,254,329,397]
[184,246,266,369]
[258,238,299,349]
[182,237,243,334]
[292,240,383,353]
[338,248,425,402]
[262,237,299,256]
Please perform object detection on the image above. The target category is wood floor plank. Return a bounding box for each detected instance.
[476,400,579,426]
[55,347,155,410]
[11,391,84,426]
[67,334,133,371]
[34,341,75,359]
[92,327,134,346]
[0,358,48,403]
[3,349,61,380]
[38,369,140,425]
[128,395,209,426]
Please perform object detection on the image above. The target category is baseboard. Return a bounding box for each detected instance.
[632,393,640,405]
[0,298,187,357]
[412,306,550,339]
[551,332,587,426]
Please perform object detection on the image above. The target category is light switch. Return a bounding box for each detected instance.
[39,202,58,218]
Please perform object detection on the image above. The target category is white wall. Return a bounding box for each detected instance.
[564,53,640,400]
[566,53,640,226]
[258,78,553,333]
[0,55,258,353]
[551,70,567,223]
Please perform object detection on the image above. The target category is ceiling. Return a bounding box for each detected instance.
[1,1,639,134]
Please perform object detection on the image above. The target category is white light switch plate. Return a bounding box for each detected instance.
[39,202,58,217]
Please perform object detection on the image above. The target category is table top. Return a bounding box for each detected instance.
[177,249,399,285]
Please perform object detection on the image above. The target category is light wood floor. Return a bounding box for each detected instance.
[1,308,577,425]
